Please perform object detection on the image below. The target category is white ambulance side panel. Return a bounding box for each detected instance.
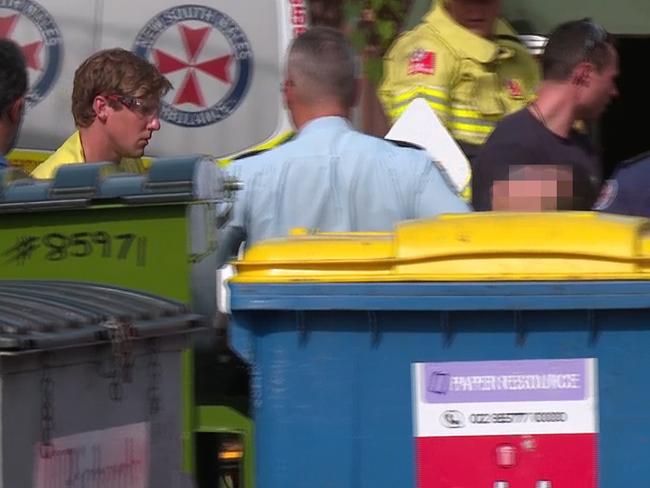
[4,0,305,160]
[2,0,96,151]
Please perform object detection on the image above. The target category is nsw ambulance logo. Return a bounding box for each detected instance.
[133,4,253,128]
[0,0,63,109]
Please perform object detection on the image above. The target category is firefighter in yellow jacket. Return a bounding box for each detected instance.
[379,0,540,160]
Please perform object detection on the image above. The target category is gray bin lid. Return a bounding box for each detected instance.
[0,281,202,351]
[0,155,230,213]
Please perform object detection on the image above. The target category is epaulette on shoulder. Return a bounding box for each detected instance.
[231,148,268,161]
[384,138,426,151]
[231,132,296,162]
[617,150,650,170]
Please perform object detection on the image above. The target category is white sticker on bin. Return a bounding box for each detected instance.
[412,358,598,437]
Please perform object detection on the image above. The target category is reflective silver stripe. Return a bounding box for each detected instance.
[450,116,497,128]
[451,129,490,143]
[392,93,450,112]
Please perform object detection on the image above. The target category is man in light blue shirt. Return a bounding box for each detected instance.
[0,39,28,169]
[219,27,469,262]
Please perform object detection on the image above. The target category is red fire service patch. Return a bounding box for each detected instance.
[506,79,523,98]
[408,49,435,76]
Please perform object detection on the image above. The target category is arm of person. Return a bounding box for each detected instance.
[412,155,471,217]
[593,152,650,217]
[215,224,246,268]
[593,166,641,217]
[215,161,248,267]
[379,37,454,127]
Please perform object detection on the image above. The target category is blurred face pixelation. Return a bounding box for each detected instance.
[491,165,574,211]
[446,0,500,38]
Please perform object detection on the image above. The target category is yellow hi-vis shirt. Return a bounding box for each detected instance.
[31,131,145,179]
[379,2,540,147]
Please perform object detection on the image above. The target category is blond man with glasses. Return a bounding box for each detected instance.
[32,48,171,179]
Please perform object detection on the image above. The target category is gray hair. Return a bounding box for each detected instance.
[287,26,357,107]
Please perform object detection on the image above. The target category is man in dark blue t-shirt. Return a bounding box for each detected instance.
[472,19,619,211]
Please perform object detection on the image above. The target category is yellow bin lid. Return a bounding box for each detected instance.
[232,212,650,283]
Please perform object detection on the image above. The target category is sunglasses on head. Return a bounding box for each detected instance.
[579,18,609,58]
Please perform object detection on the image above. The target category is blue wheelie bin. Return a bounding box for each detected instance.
[228,212,650,488]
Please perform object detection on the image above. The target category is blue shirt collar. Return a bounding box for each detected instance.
[297,116,351,137]
[0,154,7,169]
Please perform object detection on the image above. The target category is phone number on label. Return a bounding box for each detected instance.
[470,412,568,424]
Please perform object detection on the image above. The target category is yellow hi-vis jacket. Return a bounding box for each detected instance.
[31,131,145,179]
[379,2,540,148]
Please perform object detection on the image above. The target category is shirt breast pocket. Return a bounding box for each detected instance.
[472,72,505,116]
[455,61,504,117]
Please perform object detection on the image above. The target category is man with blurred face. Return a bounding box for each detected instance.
[472,19,619,211]
[0,39,27,168]
[31,48,171,179]
[380,0,539,161]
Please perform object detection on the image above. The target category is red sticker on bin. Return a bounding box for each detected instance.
[408,49,435,75]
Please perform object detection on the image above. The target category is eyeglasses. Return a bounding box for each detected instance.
[106,94,160,118]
